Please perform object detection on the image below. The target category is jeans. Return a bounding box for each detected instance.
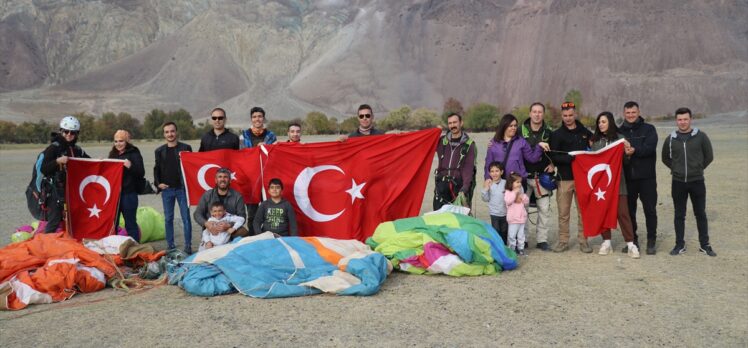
[491,215,508,245]
[626,177,658,244]
[508,223,526,250]
[118,192,140,241]
[162,187,192,249]
[672,180,709,247]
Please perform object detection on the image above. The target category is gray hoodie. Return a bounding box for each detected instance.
[662,128,713,183]
[480,179,507,217]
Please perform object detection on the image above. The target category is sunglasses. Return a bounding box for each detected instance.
[61,130,79,135]
[358,113,372,119]
[211,116,225,121]
[561,102,575,109]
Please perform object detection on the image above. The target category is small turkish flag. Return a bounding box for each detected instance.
[181,148,262,205]
[570,139,625,237]
[259,128,441,241]
[66,158,124,240]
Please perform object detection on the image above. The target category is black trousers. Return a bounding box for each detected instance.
[433,177,473,211]
[44,197,63,233]
[672,180,709,247]
[626,177,658,244]
[491,215,508,246]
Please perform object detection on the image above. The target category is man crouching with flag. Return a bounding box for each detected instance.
[584,112,640,259]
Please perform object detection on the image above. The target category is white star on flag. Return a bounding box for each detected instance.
[594,188,606,201]
[231,171,237,181]
[87,204,102,218]
[345,179,366,204]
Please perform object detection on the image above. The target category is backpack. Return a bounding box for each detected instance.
[25,143,59,220]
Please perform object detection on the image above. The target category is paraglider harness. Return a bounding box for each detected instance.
[434,135,477,208]
[25,142,73,220]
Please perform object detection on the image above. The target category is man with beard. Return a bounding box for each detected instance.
[619,101,659,254]
[433,113,477,211]
[193,168,249,241]
[154,122,193,252]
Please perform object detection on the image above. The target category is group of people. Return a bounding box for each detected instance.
[39,101,714,258]
[433,101,715,258]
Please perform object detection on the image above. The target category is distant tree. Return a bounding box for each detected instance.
[464,103,499,131]
[73,112,96,142]
[268,120,292,136]
[115,112,142,139]
[511,105,531,124]
[442,97,464,123]
[0,120,17,143]
[380,106,411,130]
[564,89,583,113]
[545,101,561,128]
[167,109,196,140]
[304,111,333,135]
[16,120,53,143]
[408,108,441,129]
[339,116,359,134]
[143,109,168,139]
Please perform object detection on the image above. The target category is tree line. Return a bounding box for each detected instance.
[0,90,599,144]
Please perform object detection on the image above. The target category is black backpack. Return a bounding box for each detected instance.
[25,143,59,220]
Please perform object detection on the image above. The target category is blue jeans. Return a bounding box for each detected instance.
[162,187,192,249]
[118,192,140,241]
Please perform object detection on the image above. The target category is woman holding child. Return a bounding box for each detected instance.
[589,112,640,259]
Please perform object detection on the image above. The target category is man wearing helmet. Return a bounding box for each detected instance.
[40,115,90,232]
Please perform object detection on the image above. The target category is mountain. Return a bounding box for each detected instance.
[1,0,746,124]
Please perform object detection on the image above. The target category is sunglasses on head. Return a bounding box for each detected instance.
[561,102,575,109]
[358,113,372,119]
[211,116,225,121]
[61,129,79,135]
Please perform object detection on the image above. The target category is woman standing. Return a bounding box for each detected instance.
[109,130,145,241]
[484,114,549,181]
[590,112,639,258]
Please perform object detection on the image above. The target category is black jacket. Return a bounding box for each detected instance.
[109,144,145,194]
[521,118,554,176]
[619,116,658,180]
[153,142,192,192]
[662,128,713,183]
[549,120,592,181]
[40,133,90,194]
[198,129,240,152]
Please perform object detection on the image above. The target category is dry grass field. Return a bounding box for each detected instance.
[0,119,746,346]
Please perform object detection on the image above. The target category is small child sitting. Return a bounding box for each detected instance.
[199,202,245,251]
[504,173,530,256]
[481,162,508,244]
[253,178,298,237]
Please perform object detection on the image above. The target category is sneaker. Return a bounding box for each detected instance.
[699,245,717,257]
[598,243,612,255]
[536,242,550,251]
[518,249,527,256]
[579,241,593,253]
[622,242,640,254]
[670,245,686,256]
[646,240,656,255]
[628,244,640,259]
[553,242,569,253]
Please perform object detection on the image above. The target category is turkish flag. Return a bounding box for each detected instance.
[180,148,261,205]
[66,158,124,240]
[570,139,626,237]
[260,128,441,241]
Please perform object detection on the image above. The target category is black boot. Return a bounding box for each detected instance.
[646,239,656,255]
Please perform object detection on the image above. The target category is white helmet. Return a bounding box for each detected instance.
[59,115,80,131]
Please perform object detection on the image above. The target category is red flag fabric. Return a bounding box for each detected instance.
[180,148,261,205]
[66,158,124,240]
[259,128,441,241]
[570,139,626,237]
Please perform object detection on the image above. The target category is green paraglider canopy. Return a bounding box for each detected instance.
[119,206,166,243]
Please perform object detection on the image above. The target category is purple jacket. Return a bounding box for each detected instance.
[484,136,542,179]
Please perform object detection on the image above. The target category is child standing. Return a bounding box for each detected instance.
[504,173,530,255]
[253,178,298,237]
[199,202,245,251]
[481,162,508,244]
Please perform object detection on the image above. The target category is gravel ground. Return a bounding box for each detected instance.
[0,122,746,347]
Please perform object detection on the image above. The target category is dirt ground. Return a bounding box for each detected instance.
[0,120,746,347]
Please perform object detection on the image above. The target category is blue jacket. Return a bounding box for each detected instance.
[241,129,277,148]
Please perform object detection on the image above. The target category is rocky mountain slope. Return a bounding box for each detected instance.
[1,0,746,123]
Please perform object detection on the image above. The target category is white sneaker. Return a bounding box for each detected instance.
[628,244,641,259]
[598,243,612,255]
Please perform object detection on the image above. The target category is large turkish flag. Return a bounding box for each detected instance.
[260,128,441,241]
[570,139,625,237]
[180,148,262,205]
[66,158,124,240]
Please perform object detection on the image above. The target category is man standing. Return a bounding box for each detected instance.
[521,102,555,251]
[240,106,277,148]
[154,122,193,253]
[433,113,477,211]
[287,123,302,143]
[193,168,249,241]
[662,107,715,256]
[339,104,385,141]
[619,101,658,254]
[198,107,240,152]
[549,102,593,253]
